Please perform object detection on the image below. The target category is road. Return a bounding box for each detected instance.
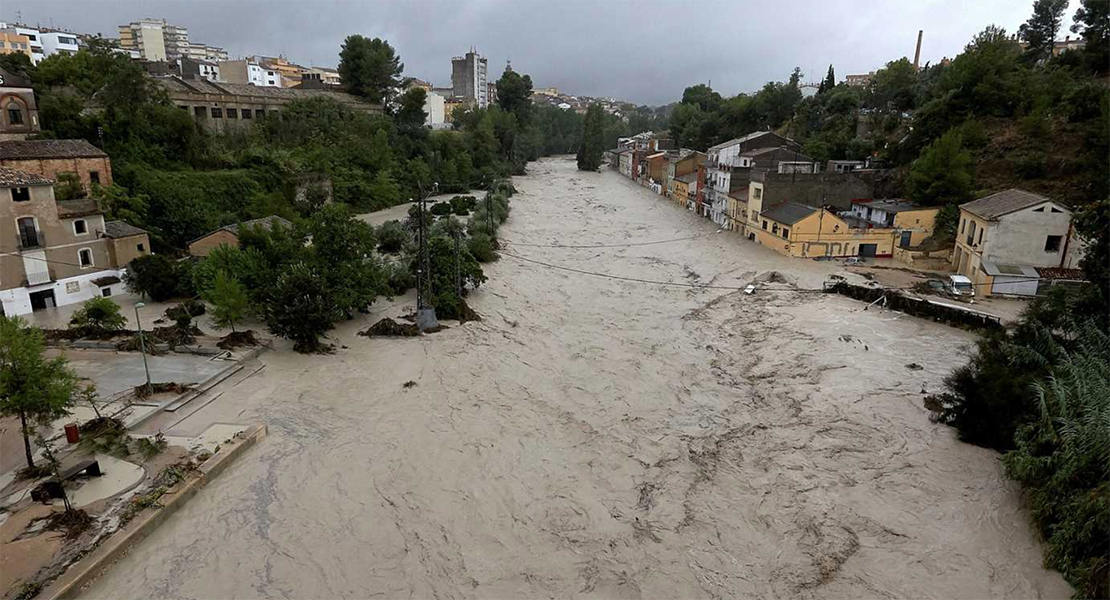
[79,157,1070,599]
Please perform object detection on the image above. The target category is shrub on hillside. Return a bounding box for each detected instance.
[375,220,407,254]
[468,233,497,263]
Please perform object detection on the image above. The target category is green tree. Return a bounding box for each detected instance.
[818,64,836,94]
[54,172,85,201]
[496,68,534,125]
[124,254,195,301]
[338,35,403,105]
[868,57,918,111]
[425,235,487,320]
[396,87,428,129]
[906,129,973,205]
[0,316,78,470]
[68,297,127,334]
[1019,0,1070,62]
[1072,0,1110,71]
[204,270,251,333]
[264,262,338,353]
[576,103,605,171]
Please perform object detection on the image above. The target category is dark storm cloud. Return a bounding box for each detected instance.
[4,0,1058,104]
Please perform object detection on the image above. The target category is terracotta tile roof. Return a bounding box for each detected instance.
[0,139,108,160]
[1035,267,1086,281]
[961,188,1060,220]
[103,220,148,238]
[0,166,53,187]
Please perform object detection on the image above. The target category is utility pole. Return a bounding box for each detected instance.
[415,182,439,330]
[454,229,462,300]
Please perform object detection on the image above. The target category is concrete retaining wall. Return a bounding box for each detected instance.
[39,423,268,600]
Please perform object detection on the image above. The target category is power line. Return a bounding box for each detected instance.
[498,248,1048,292]
[501,231,716,249]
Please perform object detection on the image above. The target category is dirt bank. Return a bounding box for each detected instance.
[77,157,1070,599]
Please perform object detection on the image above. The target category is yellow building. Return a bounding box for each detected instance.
[0,32,33,60]
[725,192,747,231]
[672,173,696,208]
[749,201,938,258]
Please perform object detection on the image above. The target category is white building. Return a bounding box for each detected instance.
[38,31,80,58]
[424,89,447,128]
[5,24,45,63]
[184,42,227,62]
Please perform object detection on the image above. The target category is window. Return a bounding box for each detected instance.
[241,108,252,119]
[256,109,265,118]
[960,219,965,234]
[762,220,768,230]
[1045,235,1062,252]
[102,287,112,297]
[227,108,238,119]
[1050,207,1063,213]
[78,248,93,267]
[7,101,24,125]
[194,106,208,118]
[753,188,761,200]
[966,221,977,245]
[772,223,779,234]
[977,228,983,245]
[89,171,100,185]
[17,217,39,248]
[11,187,30,202]
[1034,207,1045,212]
[211,107,223,118]
[137,243,145,252]
[66,281,80,294]
[74,219,88,235]
[179,105,190,111]
[782,228,790,238]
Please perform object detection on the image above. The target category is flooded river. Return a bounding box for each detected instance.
[80,157,1069,599]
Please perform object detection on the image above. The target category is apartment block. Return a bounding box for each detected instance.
[452,49,489,108]
[118,18,189,62]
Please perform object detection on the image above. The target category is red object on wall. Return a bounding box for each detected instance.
[65,423,80,444]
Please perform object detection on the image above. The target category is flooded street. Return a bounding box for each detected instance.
[80,157,1069,599]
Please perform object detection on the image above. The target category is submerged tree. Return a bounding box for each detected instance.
[0,316,78,470]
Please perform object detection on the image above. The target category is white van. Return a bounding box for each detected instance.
[947,275,975,297]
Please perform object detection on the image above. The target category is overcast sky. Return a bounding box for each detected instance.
[3,0,1076,105]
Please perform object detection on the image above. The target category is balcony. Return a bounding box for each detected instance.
[25,269,53,286]
[18,230,46,251]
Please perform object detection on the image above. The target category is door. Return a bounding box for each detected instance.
[900,231,912,248]
[29,289,56,311]
[859,243,878,257]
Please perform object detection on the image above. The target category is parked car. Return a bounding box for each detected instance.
[946,275,975,297]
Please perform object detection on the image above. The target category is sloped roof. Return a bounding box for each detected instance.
[0,139,108,160]
[190,215,292,245]
[0,166,53,187]
[154,76,380,111]
[760,202,817,225]
[961,188,1062,220]
[676,173,698,183]
[708,131,787,151]
[104,220,148,238]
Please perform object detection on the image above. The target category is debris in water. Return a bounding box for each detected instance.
[360,318,420,337]
[905,363,924,370]
[402,381,417,389]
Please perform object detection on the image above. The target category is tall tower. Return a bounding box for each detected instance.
[451,49,489,108]
[913,30,923,70]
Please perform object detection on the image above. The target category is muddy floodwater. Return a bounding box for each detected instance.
[79,157,1070,599]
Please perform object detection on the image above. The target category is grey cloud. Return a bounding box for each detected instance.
[5,0,1057,104]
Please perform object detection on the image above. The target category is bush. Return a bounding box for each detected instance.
[449,195,477,215]
[468,232,498,263]
[429,202,453,216]
[384,260,414,295]
[430,216,465,240]
[124,254,195,302]
[375,220,407,254]
[68,297,126,334]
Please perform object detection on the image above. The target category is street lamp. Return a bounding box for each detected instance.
[134,302,153,396]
